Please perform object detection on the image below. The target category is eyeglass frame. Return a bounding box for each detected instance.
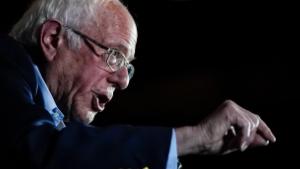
[63,25,135,80]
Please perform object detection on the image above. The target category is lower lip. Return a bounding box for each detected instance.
[92,95,105,112]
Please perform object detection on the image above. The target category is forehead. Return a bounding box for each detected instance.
[87,0,137,60]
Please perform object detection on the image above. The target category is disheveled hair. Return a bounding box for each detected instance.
[10,0,108,49]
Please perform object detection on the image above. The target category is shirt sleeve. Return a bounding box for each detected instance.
[166,129,179,169]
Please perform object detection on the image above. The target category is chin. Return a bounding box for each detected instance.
[77,111,97,124]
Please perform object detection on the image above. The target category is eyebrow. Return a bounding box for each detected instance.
[108,43,136,62]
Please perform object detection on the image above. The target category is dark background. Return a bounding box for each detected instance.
[1,0,298,168]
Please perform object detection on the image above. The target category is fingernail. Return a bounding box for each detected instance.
[265,140,270,146]
[270,132,276,142]
[272,135,277,142]
[241,142,248,151]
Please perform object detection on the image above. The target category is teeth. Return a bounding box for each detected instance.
[107,87,115,99]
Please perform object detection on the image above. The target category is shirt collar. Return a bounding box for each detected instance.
[32,64,64,127]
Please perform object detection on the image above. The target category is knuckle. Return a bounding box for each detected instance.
[250,120,256,130]
[255,114,261,120]
[223,100,239,115]
[224,99,235,107]
[246,120,252,128]
[223,100,237,111]
[254,115,260,127]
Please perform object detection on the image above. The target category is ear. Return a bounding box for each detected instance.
[39,20,63,62]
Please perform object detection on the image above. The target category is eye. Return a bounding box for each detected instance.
[108,54,118,65]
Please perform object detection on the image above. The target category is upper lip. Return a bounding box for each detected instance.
[92,91,112,105]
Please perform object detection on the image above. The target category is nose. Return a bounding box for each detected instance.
[107,67,129,90]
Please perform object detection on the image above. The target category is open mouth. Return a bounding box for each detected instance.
[91,91,111,112]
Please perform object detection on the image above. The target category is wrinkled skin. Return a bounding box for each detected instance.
[40,0,137,124]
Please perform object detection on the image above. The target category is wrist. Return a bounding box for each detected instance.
[175,126,202,156]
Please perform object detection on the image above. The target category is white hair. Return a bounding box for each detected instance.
[9,0,109,49]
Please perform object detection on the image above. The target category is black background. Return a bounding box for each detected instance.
[1,0,298,168]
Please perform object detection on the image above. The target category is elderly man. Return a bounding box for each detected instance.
[0,0,275,168]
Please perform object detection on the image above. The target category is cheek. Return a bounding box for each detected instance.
[75,66,106,91]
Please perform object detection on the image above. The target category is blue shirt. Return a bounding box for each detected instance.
[166,129,179,169]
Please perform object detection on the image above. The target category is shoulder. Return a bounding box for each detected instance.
[0,34,38,98]
[0,34,33,68]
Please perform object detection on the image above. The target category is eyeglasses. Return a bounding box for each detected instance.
[64,26,135,80]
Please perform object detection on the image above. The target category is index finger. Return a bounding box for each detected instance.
[257,115,276,143]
